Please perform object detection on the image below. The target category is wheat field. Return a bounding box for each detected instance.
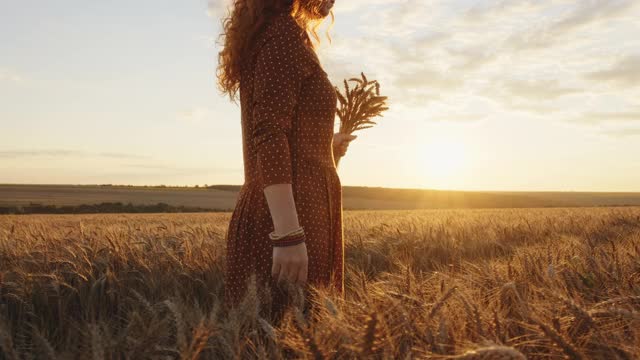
[0,207,638,359]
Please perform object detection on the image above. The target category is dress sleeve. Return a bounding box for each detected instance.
[252,32,309,190]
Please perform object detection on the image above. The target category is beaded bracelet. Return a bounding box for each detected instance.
[272,233,306,247]
[269,226,304,240]
[269,226,307,247]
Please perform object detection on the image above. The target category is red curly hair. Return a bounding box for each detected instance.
[215,0,334,103]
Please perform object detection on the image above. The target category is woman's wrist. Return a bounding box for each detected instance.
[272,221,302,235]
[270,226,307,247]
[263,183,302,237]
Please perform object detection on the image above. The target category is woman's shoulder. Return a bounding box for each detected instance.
[254,13,319,76]
[261,11,306,43]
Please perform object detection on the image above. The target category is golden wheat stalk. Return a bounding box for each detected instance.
[454,345,527,360]
[335,72,389,135]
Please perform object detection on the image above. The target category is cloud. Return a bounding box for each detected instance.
[463,0,546,22]
[587,55,640,88]
[574,111,640,125]
[394,67,463,92]
[0,150,80,158]
[177,107,217,124]
[502,79,582,101]
[121,163,174,170]
[206,0,232,20]
[333,0,399,14]
[504,0,639,52]
[119,164,242,174]
[98,152,151,159]
[0,68,24,83]
[604,127,640,137]
[0,150,151,160]
[553,0,636,34]
[445,46,499,72]
[593,119,640,138]
[462,78,583,116]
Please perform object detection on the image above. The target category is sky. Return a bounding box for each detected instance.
[1,0,639,192]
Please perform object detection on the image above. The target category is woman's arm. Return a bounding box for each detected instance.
[263,183,301,235]
[252,31,306,223]
[252,28,312,286]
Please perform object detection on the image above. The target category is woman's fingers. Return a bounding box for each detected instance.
[334,133,357,145]
[337,134,356,156]
[275,257,290,283]
[340,143,349,156]
[288,264,299,283]
[272,261,281,280]
[296,261,308,284]
[279,262,298,284]
[278,263,290,283]
[341,135,357,144]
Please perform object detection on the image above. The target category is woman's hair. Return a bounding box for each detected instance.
[216,0,334,103]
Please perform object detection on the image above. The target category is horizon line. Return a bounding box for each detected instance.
[1,183,640,194]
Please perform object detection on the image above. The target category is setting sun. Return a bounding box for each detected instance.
[420,138,468,187]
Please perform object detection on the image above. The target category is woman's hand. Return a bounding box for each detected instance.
[272,242,308,285]
[333,133,358,158]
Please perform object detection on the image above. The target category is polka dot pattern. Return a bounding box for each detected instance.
[223,11,344,313]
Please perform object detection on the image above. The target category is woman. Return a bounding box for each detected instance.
[216,0,356,322]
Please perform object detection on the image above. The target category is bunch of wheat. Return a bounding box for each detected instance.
[335,72,389,135]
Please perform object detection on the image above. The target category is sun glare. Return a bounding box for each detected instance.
[419,138,467,187]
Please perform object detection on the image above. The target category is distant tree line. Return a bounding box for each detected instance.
[97,184,218,189]
[0,202,227,215]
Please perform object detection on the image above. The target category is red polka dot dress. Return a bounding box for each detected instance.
[223,11,344,314]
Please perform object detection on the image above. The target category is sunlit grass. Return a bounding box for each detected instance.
[0,207,638,358]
